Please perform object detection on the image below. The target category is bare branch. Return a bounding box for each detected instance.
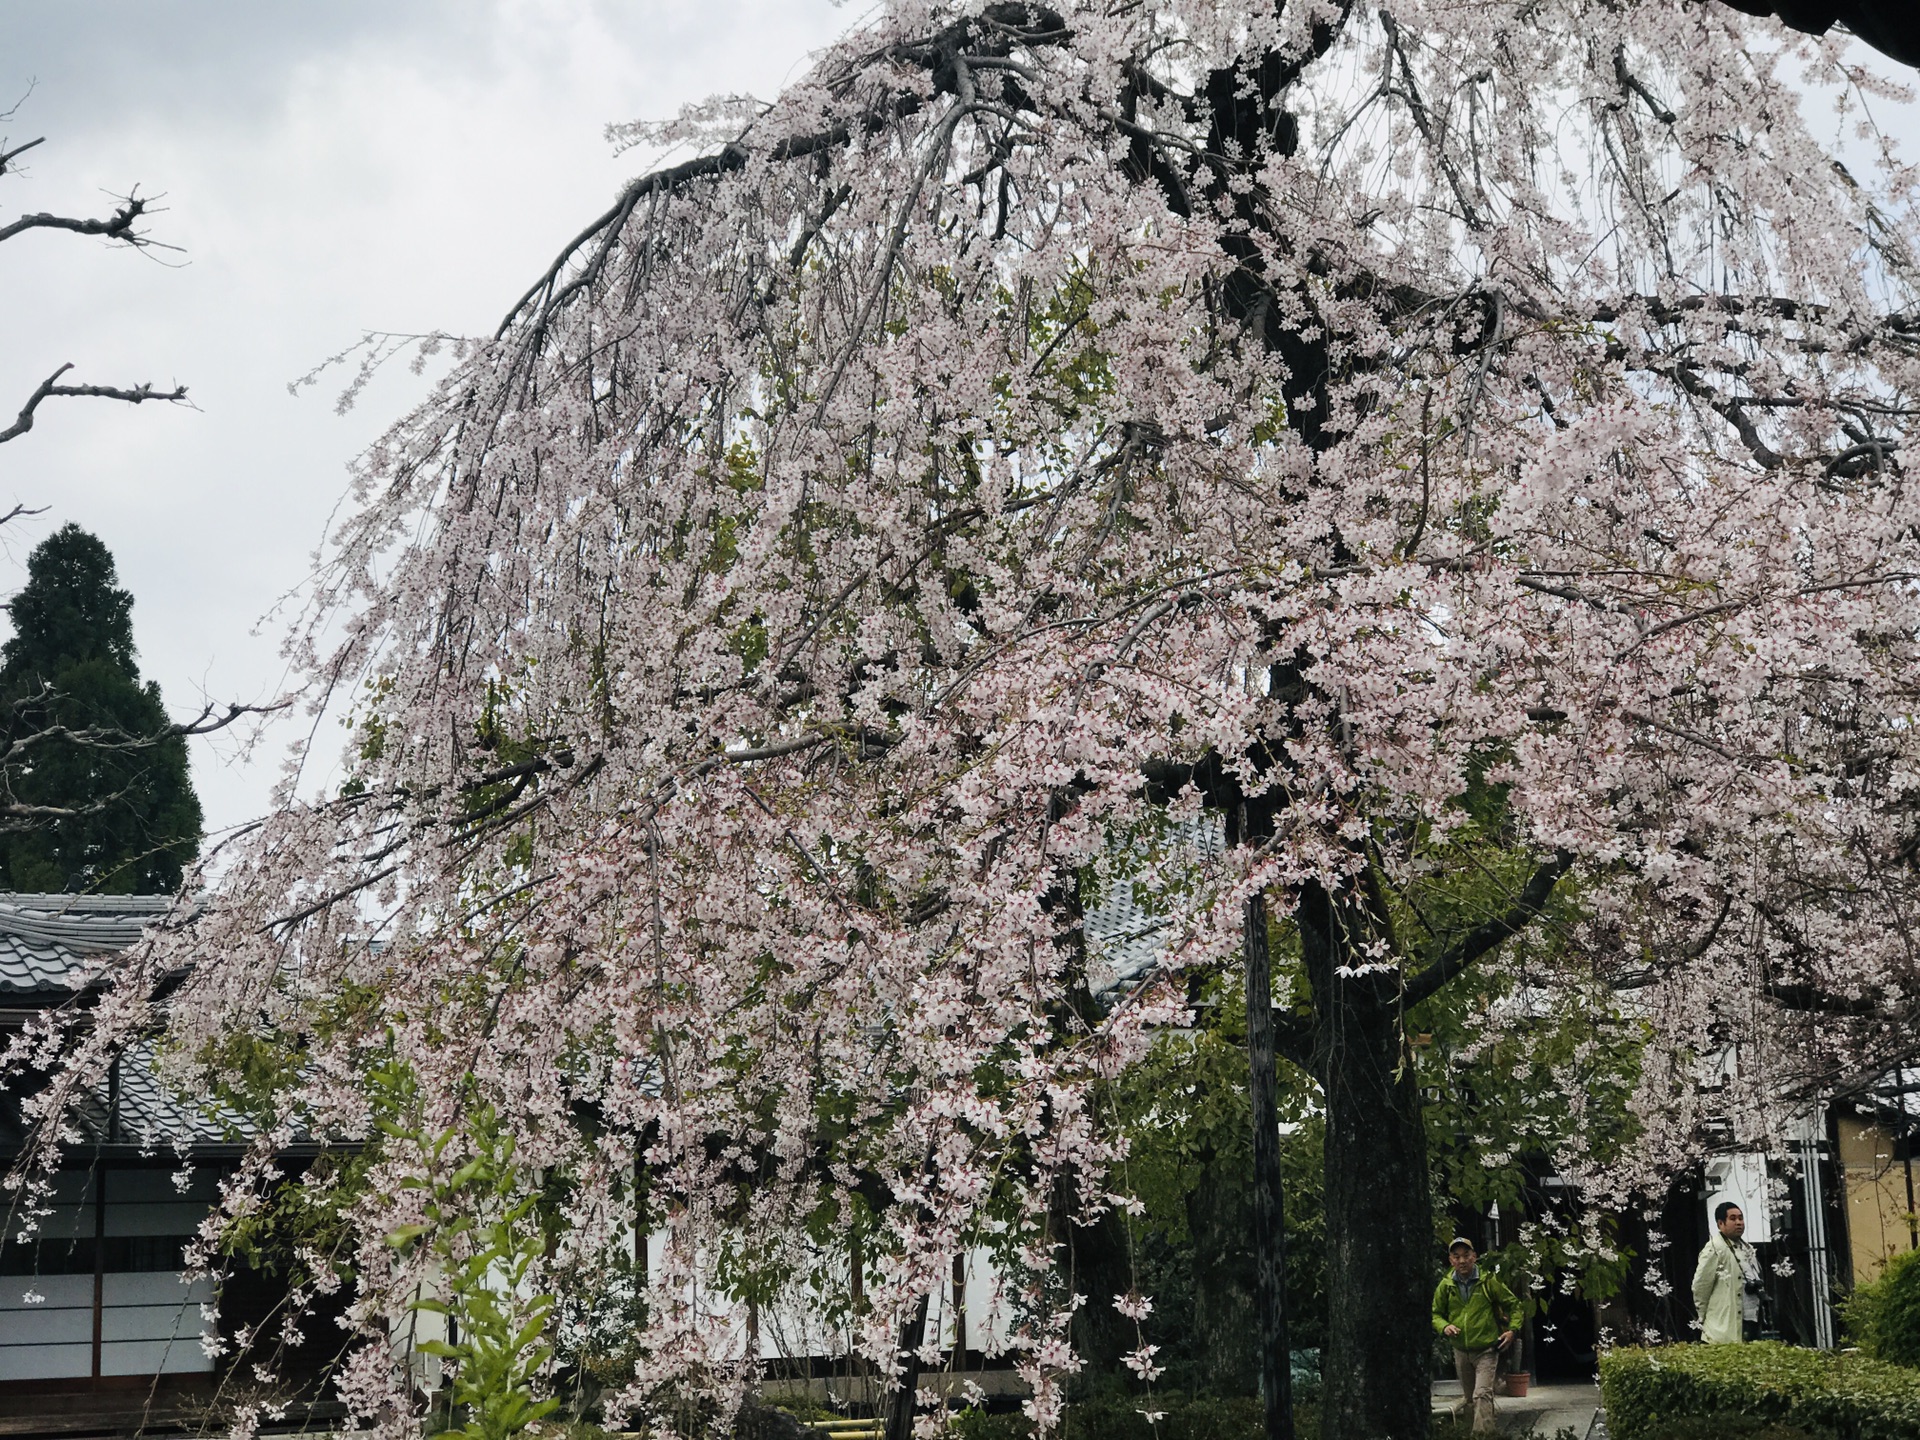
[0,693,285,765]
[0,363,189,446]
[167,699,289,740]
[0,135,46,176]
[0,185,172,249]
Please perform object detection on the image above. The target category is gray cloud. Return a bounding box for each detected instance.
[2,1,852,840]
[4,3,490,132]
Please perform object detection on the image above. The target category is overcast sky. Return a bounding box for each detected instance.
[0,1,855,838]
[1,4,1917,844]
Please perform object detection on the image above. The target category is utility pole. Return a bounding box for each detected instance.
[1244,890,1295,1440]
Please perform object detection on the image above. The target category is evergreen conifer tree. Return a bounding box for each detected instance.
[0,525,201,893]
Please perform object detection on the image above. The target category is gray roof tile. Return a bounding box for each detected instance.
[0,894,239,1149]
[1084,820,1223,1000]
[0,894,170,996]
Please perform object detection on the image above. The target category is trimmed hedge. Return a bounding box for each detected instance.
[1633,1420,1826,1440]
[1599,1342,1920,1440]
[1845,1249,1920,1370]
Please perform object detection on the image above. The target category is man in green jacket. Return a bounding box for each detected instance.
[1432,1238,1519,1435]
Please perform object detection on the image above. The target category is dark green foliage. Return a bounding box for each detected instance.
[948,1399,1579,1440]
[729,1401,812,1440]
[1598,1343,1920,1440]
[0,524,201,892]
[1389,788,1641,1315]
[1064,1393,1267,1440]
[1636,1419,1829,1440]
[1107,971,1328,1395]
[1414,953,1640,1318]
[950,1394,1274,1440]
[1843,1249,1920,1371]
[1093,813,1636,1400]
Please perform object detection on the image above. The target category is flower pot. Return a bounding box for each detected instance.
[1504,1371,1530,1398]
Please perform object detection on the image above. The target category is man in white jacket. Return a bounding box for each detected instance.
[1692,1202,1760,1344]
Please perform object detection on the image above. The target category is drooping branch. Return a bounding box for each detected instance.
[496,4,1072,350]
[41,6,1920,1433]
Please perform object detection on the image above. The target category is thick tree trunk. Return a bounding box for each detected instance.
[1243,892,1296,1440]
[1185,1149,1259,1394]
[1302,886,1435,1440]
[1063,1197,1135,1384]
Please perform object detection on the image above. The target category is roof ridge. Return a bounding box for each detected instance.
[0,892,174,914]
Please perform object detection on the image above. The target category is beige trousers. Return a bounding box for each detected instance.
[1452,1346,1499,1434]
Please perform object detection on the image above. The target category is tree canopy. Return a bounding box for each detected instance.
[0,524,202,893]
[15,4,1920,1438]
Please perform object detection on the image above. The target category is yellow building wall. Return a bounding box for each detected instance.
[1837,1115,1919,1286]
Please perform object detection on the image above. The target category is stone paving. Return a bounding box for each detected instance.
[1431,1379,1604,1437]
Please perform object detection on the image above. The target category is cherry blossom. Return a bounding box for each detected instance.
[8,3,1920,1437]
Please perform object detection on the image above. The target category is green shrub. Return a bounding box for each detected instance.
[949,1411,1033,1440]
[1635,1418,1826,1440]
[1844,1249,1920,1371]
[1599,1342,1920,1440]
[947,1398,1595,1440]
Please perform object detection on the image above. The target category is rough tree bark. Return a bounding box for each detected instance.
[1299,883,1435,1440]
[1242,891,1296,1440]
[1186,1151,1260,1396]
[883,1294,931,1440]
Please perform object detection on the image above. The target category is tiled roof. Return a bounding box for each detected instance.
[0,894,170,997]
[108,1038,241,1147]
[1084,820,1224,1001]
[0,894,238,1151]
[1085,880,1173,998]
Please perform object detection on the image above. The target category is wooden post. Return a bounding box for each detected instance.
[1244,891,1295,1440]
[883,1294,931,1440]
[90,1167,106,1381]
[952,1252,968,1363]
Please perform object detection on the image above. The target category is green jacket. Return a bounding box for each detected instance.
[1431,1268,1519,1352]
